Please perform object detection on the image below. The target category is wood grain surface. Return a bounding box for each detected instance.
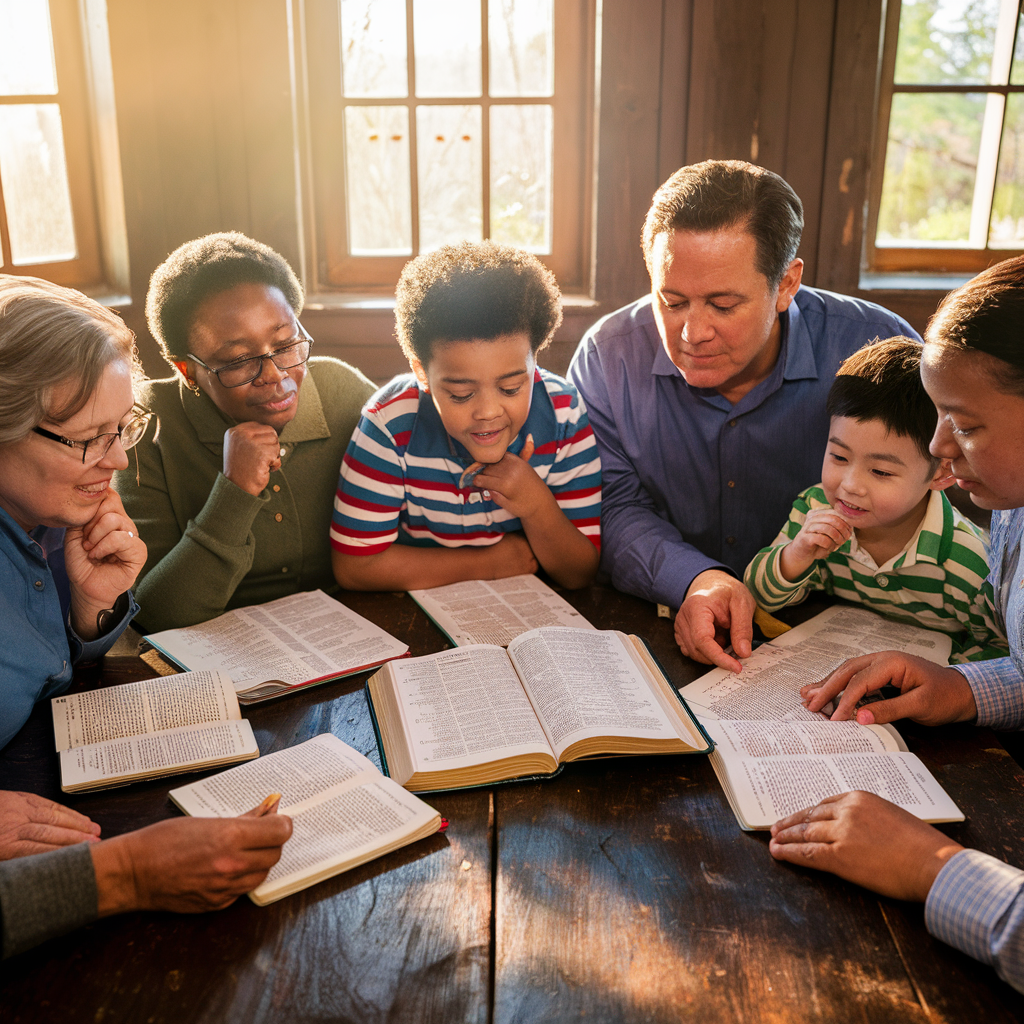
[2,588,1023,1023]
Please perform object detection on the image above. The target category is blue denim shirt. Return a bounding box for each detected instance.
[0,505,138,750]
[567,285,918,608]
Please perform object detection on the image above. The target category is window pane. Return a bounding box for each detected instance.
[876,92,985,245]
[893,0,1000,85]
[489,0,554,97]
[0,104,76,264]
[344,106,412,255]
[990,93,1024,246]
[413,0,481,97]
[490,104,551,252]
[0,0,57,95]
[417,105,482,250]
[340,0,407,98]
[1010,10,1024,83]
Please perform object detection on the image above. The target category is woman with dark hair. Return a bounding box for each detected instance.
[115,232,375,631]
[0,275,148,748]
[767,255,1024,992]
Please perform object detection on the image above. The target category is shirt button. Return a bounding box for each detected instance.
[726,536,735,545]
[281,567,288,573]
[876,575,889,587]
[34,579,44,590]
[729,419,737,427]
[727,480,735,488]
[279,447,286,458]
[273,484,281,493]
[275,513,283,522]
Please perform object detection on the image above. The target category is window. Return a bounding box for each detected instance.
[867,0,1024,275]
[0,0,115,288]
[302,0,594,293]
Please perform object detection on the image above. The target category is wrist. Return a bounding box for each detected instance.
[779,543,812,582]
[916,841,965,902]
[685,567,733,600]
[91,836,140,916]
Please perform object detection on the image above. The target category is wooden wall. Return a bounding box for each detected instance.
[103,0,936,383]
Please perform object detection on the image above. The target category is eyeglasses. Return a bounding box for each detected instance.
[33,407,153,465]
[187,325,314,388]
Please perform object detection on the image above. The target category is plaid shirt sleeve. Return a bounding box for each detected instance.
[926,848,1024,992]
[954,657,1024,730]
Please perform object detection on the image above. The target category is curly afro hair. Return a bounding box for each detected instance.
[146,232,303,362]
[395,241,562,367]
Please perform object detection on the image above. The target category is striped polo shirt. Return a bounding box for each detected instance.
[744,485,1006,663]
[331,369,601,554]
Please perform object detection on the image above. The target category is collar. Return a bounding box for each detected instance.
[182,369,331,447]
[845,489,951,572]
[0,503,59,564]
[649,287,818,384]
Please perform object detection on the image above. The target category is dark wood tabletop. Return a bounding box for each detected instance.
[2,586,1024,1024]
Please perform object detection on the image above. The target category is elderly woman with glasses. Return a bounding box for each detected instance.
[0,276,148,749]
[113,232,375,631]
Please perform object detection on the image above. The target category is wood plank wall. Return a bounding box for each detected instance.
[103,0,935,384]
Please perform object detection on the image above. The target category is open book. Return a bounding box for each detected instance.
[169,734,441,905]
[366,626,711,792]
[408,574,595,647]
[145,590,409,703]
[678,605,964,829]
[51,671,258,793]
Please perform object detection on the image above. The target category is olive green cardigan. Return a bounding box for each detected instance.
[115,357,376,632]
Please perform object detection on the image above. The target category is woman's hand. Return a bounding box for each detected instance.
[64,488,147,640]
[222,423,282,496]
[0,790,101,860]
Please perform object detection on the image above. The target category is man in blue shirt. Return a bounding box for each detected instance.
[568,160,917,670]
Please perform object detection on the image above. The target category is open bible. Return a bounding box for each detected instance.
[678,605,964,829]
[169,734,442,905]
[52,671,258,793]
[365,626,711,792]
[144,590,409,703]
[408,574,595,647]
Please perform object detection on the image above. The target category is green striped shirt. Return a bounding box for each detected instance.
[744,485,1007,663]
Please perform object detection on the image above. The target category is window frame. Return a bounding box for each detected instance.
[865,0,1024,276]
[0,0,110,288]
[301,0,595,295]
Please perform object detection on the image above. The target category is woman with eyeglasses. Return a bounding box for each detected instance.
[0,275,148,749]
[113,232,375,631]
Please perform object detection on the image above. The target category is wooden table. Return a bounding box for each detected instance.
[3,587,1024,1024]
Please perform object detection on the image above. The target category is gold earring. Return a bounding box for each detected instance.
[186,377,201,397]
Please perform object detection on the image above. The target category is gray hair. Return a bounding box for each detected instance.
[0,275,139,446]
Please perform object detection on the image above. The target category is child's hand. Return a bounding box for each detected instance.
[473,435,552,522]
[779,507,853,582]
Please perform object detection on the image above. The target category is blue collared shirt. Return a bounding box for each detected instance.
[567,286,919,607]
[0,505,137,750]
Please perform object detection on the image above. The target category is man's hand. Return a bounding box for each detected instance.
[801,652,978,725]
[91,810,293,916]
[223,422,282,497]
[674,569,755,672]
[769,791,964,902]
[0,791,101,860]
[64,489,147,641]
[779,508,853,581]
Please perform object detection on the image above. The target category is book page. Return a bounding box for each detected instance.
[715,749,963,827]
[507,628,684,759]
[701,718,903,759]
[409,575,595,646]
[679,605,955,722]
[146,590,408,692]
[51,670,238,752]
[59,719,257,790]
[386,646,555,773]
[170,735,440,904]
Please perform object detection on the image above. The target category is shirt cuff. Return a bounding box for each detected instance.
[926,848,1024,968]
[954,658,1024,729]
[67,590,140,665]
[0,843,98,958]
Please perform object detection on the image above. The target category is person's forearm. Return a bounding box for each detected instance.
[334,541,523,591]
[519,503,599,589]
[778,542,814,582]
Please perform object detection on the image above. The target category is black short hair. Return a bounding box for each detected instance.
[926,254,1024,396]
[395,241,562,366]
[146,232,303,361]
[642,160,803,288]
[827,336,937,462]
